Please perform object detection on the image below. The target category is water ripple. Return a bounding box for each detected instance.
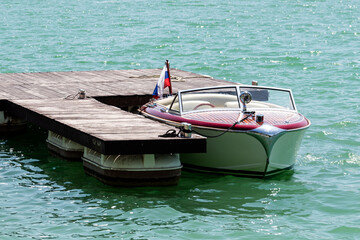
[1,0,360,239]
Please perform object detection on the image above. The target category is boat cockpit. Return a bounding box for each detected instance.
[155,85,297,115]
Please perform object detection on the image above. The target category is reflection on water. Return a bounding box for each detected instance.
[1,0,360,237]
[0,125,320,238]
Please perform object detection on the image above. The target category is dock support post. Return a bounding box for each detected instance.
[46,131,84,160]
[82,148,182,187]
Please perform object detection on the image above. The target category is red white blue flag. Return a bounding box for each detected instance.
[152,65,171,99]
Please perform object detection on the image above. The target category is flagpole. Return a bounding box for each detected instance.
[165,60,173,95]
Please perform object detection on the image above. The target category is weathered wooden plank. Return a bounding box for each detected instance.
[91,71,129,82]
[0,90,14,100]
[114,69,144,78]
[72,127,172,135]
[61,121,171,130]
[0,68,235,156]
[41,71,77,84]
[46,84,91,97]
[13,84,62,99]
[1,84,39,99]
[47,113,134,119]
[0,73,31,84]
[4,98,206,155]
[0,68,231,101]
[92,133,178,140]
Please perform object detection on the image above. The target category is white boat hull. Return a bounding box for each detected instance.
[180,126,307,177]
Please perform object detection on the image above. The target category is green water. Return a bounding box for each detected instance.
[1,0,359,239]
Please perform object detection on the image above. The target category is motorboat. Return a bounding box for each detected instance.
[140,85,310,178]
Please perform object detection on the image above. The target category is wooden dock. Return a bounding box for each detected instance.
[0,68,230,186]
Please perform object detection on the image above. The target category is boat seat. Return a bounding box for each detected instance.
[224,101,239,108]
[182,94,238,107]
[171,100,211,112]
[224,101,274,109]
[247,101,273,108]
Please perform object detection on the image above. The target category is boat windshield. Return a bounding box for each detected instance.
[164,85,296,114]
[240,86,296,111]
[178,86,239,113]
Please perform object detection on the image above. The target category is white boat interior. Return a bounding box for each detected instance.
[156,85,297,114]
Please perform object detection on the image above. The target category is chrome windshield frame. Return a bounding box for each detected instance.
[175,85,296,115]
[178,85,240,114]
[237,85,297,111]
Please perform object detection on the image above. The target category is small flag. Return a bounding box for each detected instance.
[152,64,171,99]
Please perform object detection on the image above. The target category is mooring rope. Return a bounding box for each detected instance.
[64,92,80,100]
[191,114,251,138]
[64,89,87,100]
[158,129,180,138]
[158,114,252,139]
